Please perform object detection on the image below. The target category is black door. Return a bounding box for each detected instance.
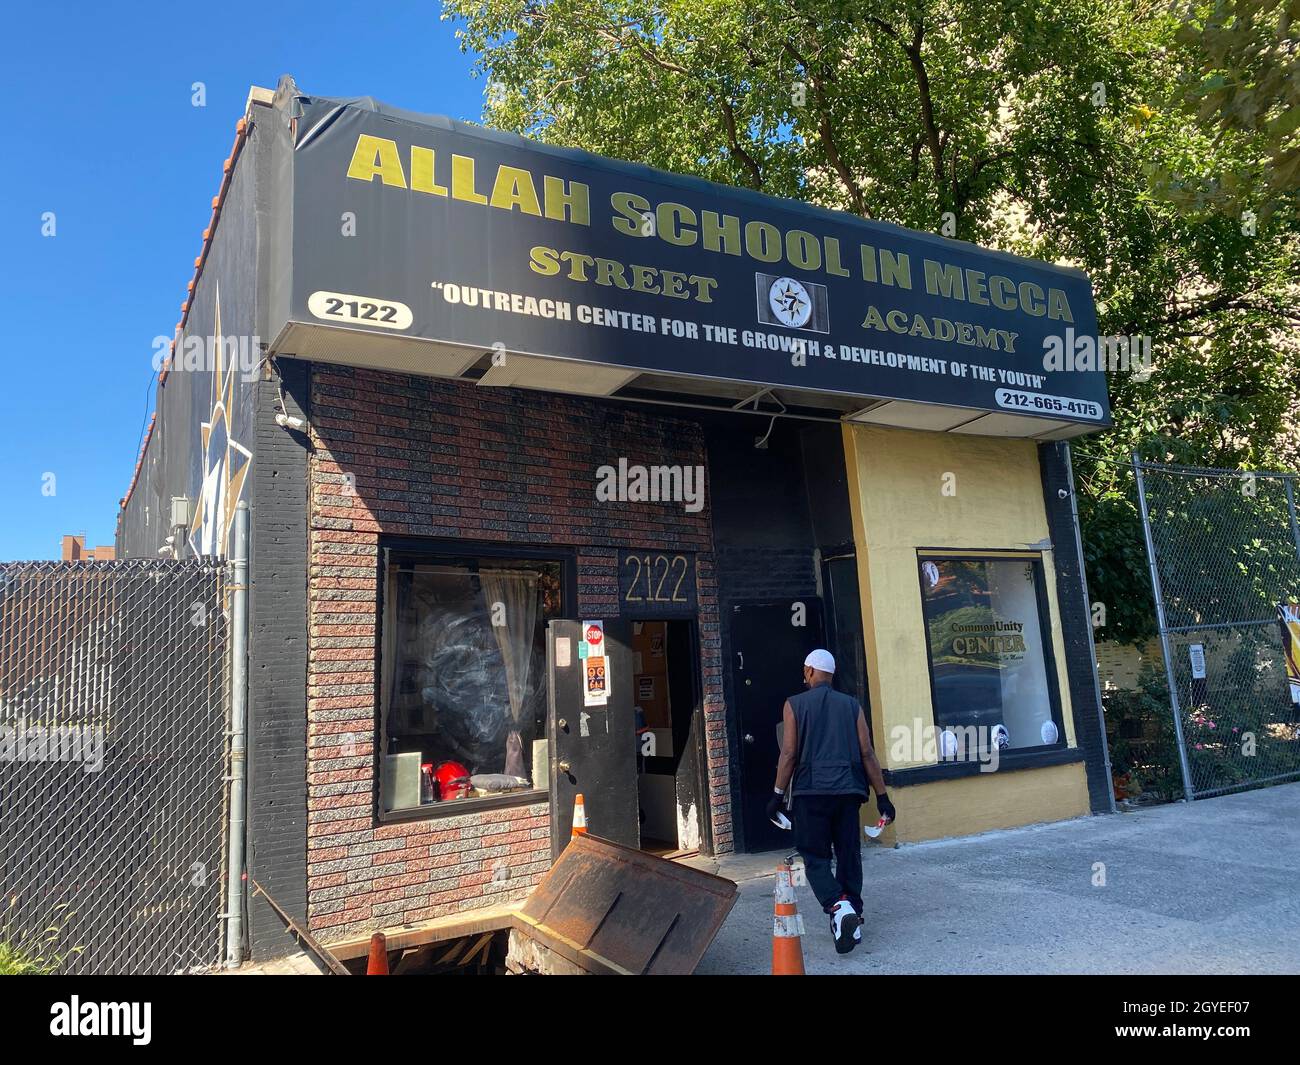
[732,600,826,852]
[546,618,640,857]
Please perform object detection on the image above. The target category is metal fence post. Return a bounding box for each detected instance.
[1283,478,1300,570]
[224,501,250,967]
[1132,453,1195,802]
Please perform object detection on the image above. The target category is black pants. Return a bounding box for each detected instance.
[793,794,864,915]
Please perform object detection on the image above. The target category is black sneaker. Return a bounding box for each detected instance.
[829,900,861,954]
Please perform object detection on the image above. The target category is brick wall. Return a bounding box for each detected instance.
[304,364,728,939]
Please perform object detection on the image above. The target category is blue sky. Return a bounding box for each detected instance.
[0,1,483,560]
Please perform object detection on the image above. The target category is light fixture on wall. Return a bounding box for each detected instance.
[273,367,308,433]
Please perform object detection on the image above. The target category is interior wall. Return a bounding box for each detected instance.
[633,620,677,845]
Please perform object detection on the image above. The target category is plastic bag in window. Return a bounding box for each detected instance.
[414,605,511,771]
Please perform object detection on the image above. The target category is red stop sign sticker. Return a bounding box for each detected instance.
[585,624,603,646]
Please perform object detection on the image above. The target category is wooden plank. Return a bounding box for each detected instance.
[392,944,435,975]
[460,932,495,968]
[435,939,470,965]
[324,900,521,960]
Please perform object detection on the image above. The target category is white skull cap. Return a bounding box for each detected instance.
[804,648,836,674]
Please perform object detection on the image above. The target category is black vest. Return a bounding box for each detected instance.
[789,682,868,798]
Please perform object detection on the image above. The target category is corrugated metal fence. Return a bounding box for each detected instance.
[0,560,229,974]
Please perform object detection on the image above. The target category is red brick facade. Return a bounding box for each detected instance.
[305,364,730,939]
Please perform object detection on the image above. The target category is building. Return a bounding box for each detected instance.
[117,77,1113,960]
[60,535,115,562]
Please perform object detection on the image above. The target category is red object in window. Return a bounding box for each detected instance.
[434,760,472,802]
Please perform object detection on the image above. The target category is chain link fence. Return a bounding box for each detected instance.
[1134,459,1300,799]
[0,559,230,974]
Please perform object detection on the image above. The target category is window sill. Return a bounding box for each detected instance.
[883,745,1084,788]
[378,788,549,824]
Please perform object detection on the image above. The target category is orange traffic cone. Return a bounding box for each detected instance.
[571,793,588,838]
[771,862,806,975]
[366,931,389,975]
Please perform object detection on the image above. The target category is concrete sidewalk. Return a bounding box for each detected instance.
[695,782,1300,975]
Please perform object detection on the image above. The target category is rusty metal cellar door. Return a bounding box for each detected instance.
[546,619,639,857]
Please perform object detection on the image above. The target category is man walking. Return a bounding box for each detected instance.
[767,649,895,953]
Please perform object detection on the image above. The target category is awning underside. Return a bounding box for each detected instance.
[273,321,1100,440]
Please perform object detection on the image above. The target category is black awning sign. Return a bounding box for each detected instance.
[286,94,1110,427]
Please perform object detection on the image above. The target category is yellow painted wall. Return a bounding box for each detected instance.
[842,422,1090,840]
[882,761,1090,843]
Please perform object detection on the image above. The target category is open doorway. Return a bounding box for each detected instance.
[631,619,705,857]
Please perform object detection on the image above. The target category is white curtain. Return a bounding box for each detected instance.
[480,569,539,779]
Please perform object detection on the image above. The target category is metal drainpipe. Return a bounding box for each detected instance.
[225,500,251,967]
[1062,444,1116,813]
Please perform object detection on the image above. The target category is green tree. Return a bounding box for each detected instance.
[1161,0,1299,218]
[445,0,1300,643]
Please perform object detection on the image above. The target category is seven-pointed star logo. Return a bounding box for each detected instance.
[768,276,813,328]
[188,283,253,559]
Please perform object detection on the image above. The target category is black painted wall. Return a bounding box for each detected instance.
[1039,441,1115,814]
[702,413,859,852]
[245,358,311,958]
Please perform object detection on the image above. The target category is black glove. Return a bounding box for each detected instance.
[877,793,896,822]
[765,791,785,821]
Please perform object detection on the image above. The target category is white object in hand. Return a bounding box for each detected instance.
[864,816,892,840]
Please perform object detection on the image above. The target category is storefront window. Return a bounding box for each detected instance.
[918,555,1063,756]
[380,552,564,813]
